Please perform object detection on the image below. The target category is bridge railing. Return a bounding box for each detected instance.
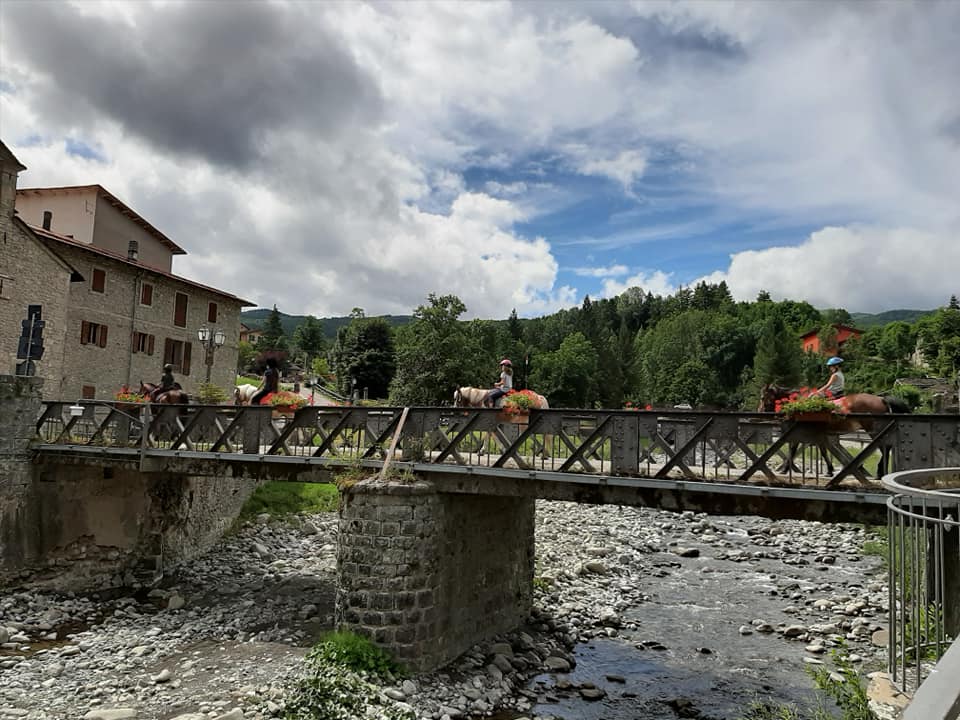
[881,467,960,700]
[35,403,960,488]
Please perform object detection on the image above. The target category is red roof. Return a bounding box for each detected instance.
[31,224,254,306]
[799,323,862,339]
[17,185,187,255]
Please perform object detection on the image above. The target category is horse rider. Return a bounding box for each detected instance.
[250,357,280,407]
[152,363,177,402]
[815,356,845,399]
[485,358,514,408]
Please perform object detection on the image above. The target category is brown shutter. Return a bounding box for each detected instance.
[92,269,105,293]
[141,283,153,306]
[81,321,90,345]
[174,293,188,327]
[147,335,155,356]
[208,302,218,323]
[164,338,174,365]
[182,342,192,375]
[98,325,108,348]
[131,331,138,353]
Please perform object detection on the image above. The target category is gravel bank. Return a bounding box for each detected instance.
[0,501,898,720]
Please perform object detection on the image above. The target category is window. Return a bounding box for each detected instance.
[42,210,52,230]
[207,302,218,323]
[80,321,108,347]
[163,338,192,375]
[174,292,188,327]
[0,274,11,300]
[140,283,153,306]
[131,331,155,355]
[91,268,106,293]
[81,385,96,399]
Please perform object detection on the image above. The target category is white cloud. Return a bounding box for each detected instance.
[602,270,677,299]
[574,264,630,278]
[697,225,960,311]
[2,0,958,318]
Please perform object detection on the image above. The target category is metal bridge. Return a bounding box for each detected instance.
[33,401,960,524]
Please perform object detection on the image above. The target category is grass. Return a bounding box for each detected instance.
[239,481,339,521]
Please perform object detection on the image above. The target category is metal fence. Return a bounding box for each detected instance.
[882,467,960,697]
[33,402,960,489]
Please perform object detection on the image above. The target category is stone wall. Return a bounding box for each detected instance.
[336,478,535,673]
[0,376,44,571]
[0,373,261,589]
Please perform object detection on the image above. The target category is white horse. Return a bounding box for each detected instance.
[453,386,549,410]
[235,384,259,405]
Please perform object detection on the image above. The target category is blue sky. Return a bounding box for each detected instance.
[1,1,958,318]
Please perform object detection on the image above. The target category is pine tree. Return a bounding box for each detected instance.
[753,315,801,386]
[260,305,287,351]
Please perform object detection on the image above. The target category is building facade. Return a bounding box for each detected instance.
[800,324,863,355]
[0,140,253,400]
[0,143,79,389]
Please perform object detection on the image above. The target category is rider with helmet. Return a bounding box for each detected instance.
[152,363,177,402]
[816,356,845,398]
[485,359,514,408]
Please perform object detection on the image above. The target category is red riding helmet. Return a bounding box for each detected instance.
[500,358,513,367]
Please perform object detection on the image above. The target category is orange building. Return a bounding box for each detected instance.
[800,324,863,355]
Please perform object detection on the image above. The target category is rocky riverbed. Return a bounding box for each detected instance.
[0,501,906,720]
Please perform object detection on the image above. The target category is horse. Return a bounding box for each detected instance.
[139,381,190,406]
[453,386,549,410]
[758,384,910,428]
[758,383,910,477]
[235,384,258,405]
[453,387,551,458]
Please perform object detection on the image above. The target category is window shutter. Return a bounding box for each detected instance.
[208,302,218,323]
[98,325,108,348]
[174,293,188,327]
[81,321,90,345]
[92,269,105,293]
[148,335,155,355]
[164,338,174,365]
[141,283,153,306]
[131,331,138,353]
[182,342,192,375]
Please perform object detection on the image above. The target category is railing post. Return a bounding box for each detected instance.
[610,413,640,475]
[241,408,261,454]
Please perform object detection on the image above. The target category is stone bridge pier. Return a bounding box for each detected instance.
[336,478,535,673]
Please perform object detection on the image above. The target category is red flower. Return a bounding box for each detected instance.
[645,404,653,411]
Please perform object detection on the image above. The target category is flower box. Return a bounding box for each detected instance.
[784,411,836,423]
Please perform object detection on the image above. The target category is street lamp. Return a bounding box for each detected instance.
[197,326,226,383]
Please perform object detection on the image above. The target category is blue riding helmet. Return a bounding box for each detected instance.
[826,356,844,366]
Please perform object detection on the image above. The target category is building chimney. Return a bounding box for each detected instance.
[42,210,52,230]
[128,240,139,261]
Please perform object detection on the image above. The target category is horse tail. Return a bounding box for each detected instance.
[884,395,910,414]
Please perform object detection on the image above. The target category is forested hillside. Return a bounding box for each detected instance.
[244,287,960,411]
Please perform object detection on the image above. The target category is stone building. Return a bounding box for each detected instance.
[0,140,253,400]
[0,142,82,389]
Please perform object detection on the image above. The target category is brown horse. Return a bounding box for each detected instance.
[758,384,909,429]
[139,382,190,405]
[759,384,909,476]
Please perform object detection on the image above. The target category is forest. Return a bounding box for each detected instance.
[241,283,960,411]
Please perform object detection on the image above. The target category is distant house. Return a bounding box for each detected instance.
[239,323,264,345]
[800,324,863,355]
[1,140,254,400]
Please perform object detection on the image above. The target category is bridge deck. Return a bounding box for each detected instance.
[37,401,960,524]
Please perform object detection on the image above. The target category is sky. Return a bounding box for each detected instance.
[1,0,958,319]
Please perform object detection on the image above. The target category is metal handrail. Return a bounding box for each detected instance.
[881,468,960,703]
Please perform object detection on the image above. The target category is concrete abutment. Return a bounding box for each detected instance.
[0,374,261,589]
[336,477,535,673]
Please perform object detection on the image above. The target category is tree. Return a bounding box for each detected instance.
[236,340,256,374]
[293,316,325,367]
[753,315,802,388]
[330,316,396,399]
[260,305,287,351]
[389,294,485,405]
[529,332,598,408]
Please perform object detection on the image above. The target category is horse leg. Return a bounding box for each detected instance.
[776,441,802,474]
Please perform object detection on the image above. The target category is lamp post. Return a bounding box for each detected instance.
[198,326,226,383]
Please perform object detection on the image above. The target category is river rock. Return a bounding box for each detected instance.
[544,656,571,672]
[83,711,138,720]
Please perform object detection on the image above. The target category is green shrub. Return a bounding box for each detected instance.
[197,383,230,404]
[308,631,403,678]
[282,632,413,720]
[239,482,338,521]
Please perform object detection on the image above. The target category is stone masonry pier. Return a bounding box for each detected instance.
[336,477,535,673]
